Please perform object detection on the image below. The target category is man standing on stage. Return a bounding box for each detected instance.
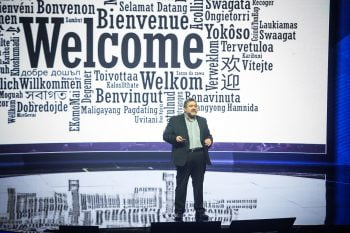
[163,98,213,222]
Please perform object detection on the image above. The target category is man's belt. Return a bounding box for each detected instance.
[189,147,203,152]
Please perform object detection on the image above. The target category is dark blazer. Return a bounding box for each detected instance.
[163,114,213,166]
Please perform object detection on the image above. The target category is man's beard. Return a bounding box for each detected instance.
[187,111,197,118]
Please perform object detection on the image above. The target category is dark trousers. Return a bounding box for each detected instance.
[175,150,206,214]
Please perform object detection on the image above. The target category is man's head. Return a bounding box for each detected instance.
[183,98,198,118]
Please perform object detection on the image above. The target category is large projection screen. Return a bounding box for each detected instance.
[0,0,330,154]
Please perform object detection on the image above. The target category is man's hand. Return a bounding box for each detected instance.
[176,136,186,143]
[204,138,212,147]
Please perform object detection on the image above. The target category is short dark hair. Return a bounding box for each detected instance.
[183,98,197,108]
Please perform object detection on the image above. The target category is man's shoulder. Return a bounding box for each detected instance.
[169,114,206,121]
[168,114,184,123]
